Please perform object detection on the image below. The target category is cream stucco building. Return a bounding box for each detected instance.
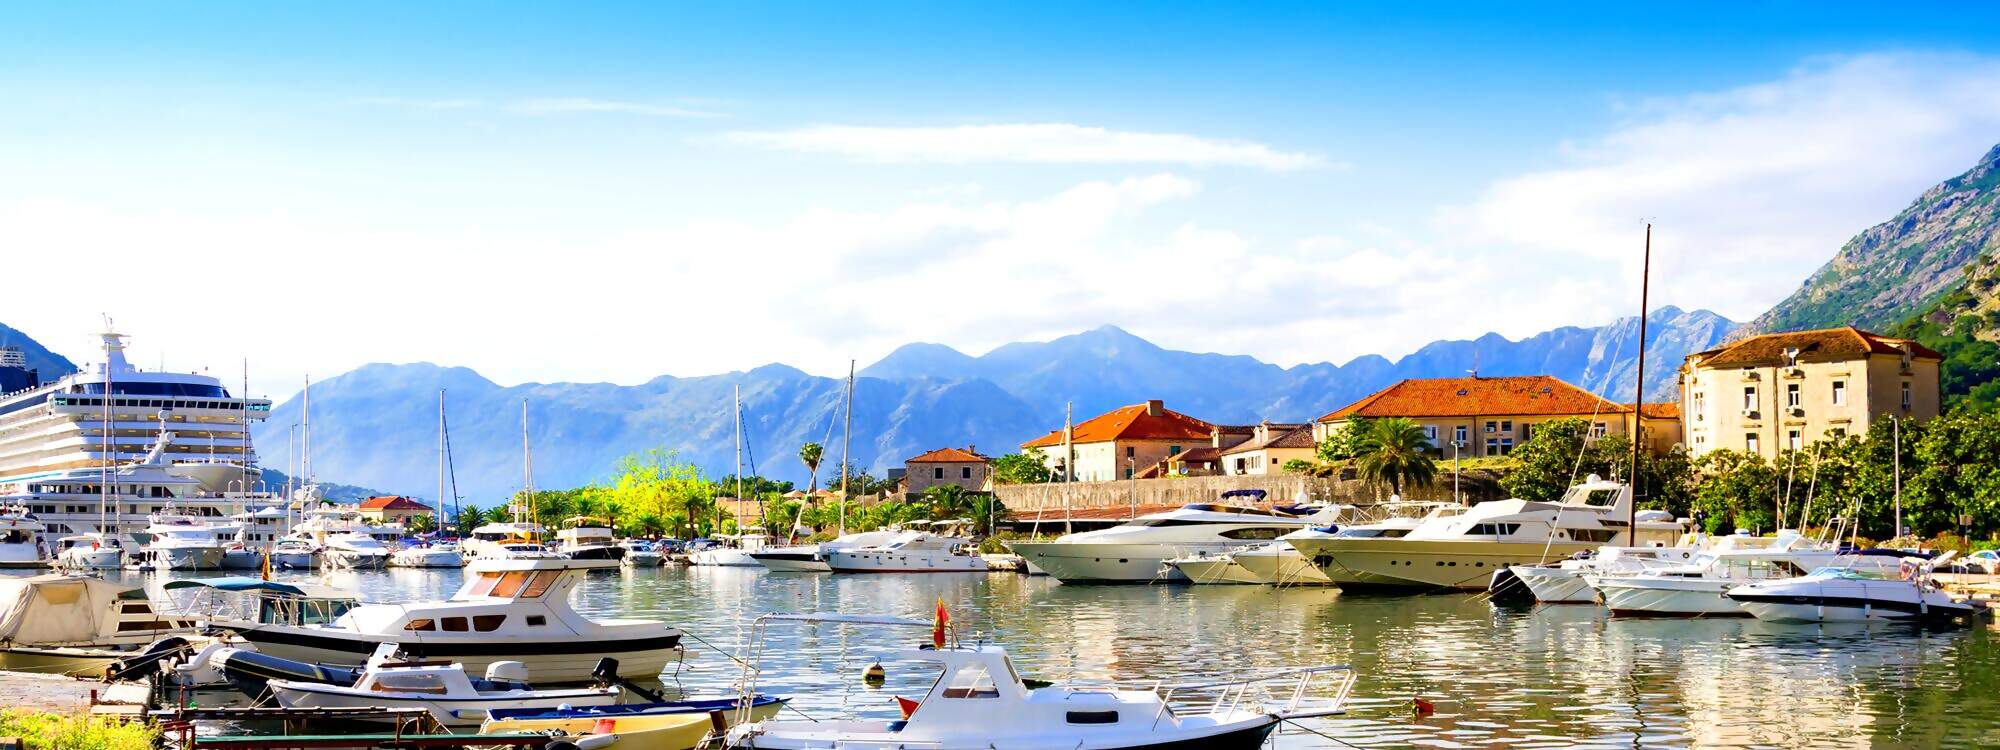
[1022,400,1214,481]
[1218,422,1316,475]
[1312,375,1680,458]
[1679,327,1942,460]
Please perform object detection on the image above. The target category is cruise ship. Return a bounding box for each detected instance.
[0,329,279,545]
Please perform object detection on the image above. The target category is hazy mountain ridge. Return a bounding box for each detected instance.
[0,322,77,381]
[1752,143,2000,333]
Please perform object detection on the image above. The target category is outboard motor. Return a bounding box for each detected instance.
[483,660,532,691]
[590,657,665,703]
[102,636,192,682]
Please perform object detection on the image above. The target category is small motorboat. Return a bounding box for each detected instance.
[750,530,900,573]
[484,693,789,747]
[1162,549,1262,584]
[0,508,51,568]
[265,643,621,727]
[1728,554,1988,625]
[0,574,201,676]
[726,613,1356,750]
[322,531,391,570]
[53,533,125,571]
[220,543,265,570]
[690,531,772,567]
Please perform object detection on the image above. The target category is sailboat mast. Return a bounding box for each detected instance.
[240,359,250,495]
[99,327,113,534]
[1628,223,1651,536]
[734,384,743,532]
[437,389,446,535]
[520,399,534,526]
[301,375,312,487]
[838,360,854,536]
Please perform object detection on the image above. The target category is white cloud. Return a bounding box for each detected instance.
[513,98,723,119]
[1451,52,2000,322]
[716,123,1330,171]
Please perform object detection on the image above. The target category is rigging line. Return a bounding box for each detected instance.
[1536,328,1629,566]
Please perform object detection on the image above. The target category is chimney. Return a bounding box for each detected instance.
[1146,399,1164,416]
[967,444,976,456]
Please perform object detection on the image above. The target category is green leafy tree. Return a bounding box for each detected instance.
[1280,458,1317,474]
[1355,417,1436,496]
[1500,417,1604,501]
[1316,417,1374,463]
[1691,449,1780,534]
[991,452,1053,484]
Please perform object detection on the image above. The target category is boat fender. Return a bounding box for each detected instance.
[863,660,885,687]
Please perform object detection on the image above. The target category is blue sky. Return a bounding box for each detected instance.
[6,3,2000,400]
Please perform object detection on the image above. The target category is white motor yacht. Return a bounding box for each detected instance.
[463,522,549,560]
[1584,531,1843,616]
[690,532,771,567]
[727,613,1356,750]
[553,516,624,568]
[143,512,240,570]
[266,643,620,727]
[618,539,665,568]
[750,530,899,573]
[1163,548,1263,584]
[1289,476,1684,591]
[1489,518,1706,604]
[322,531,391,570]
[214,556,683,683]
[1728,552,1987,625]
[1008,502,1340,584]
[391,540,465,568]
[54,532,126,570]
[269,538,319,570]
[0,508,50,568]
[823,529,987,573]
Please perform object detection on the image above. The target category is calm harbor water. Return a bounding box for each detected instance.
[63,566,2000,748]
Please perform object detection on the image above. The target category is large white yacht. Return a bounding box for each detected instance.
[215,557,684,683]
[750,529,900,573]
[0,331,278,546]
[690,531,772,567]
[1007,502,1343,584]
[0,507,50,568]
[321,531,392,570]
[143,510,241,570]
[822,525,987,573]
[552,516,623,568]
[1288,476,1684,591]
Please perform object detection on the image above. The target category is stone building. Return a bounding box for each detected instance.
[1679,326,1942,459]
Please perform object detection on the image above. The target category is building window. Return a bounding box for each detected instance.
[1831,380,1846,406]
[1125,446,1135,458]
[1743,387,1757,411]
[1522,424,1533,441]
[1787,429,1801,451]
[1590,422,1607,439]
[1693,392,1705,421]
[933,467,944,480]
[1485,438,1498,456]
[1421,425,1437,441]
[1453,425,1468,444]
[1500,438,1514,455]
[1168,445,1182,455]
[1786,383,1801,409]
[1124,467,1133,479]
[1485,421,1497,434]
[1828,427,1845,438]
[1746,433,1760,454]
[960,466,972,479]
[1902,382,1912,411]
[1500,420,1514,434]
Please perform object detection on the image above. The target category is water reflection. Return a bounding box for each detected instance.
[18,567,1995,748]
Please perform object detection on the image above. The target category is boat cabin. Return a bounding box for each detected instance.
[162,577,360,627]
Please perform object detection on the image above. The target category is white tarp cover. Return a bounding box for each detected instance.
[0,574,128,645]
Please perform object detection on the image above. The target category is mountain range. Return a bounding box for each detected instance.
[227,306,1735,503]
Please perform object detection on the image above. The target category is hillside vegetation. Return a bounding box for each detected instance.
[1890,252,2000,411]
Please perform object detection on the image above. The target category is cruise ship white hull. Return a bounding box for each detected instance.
[151,546,223,570]
[1163,555,1261,584]
[1591,577,1743,616]
[823,549,987,573]
[1512,566,1596,604]
[1235,545,1332,586]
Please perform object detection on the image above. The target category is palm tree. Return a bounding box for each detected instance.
[1357,417,1438,496]
[922,484,974,520]
[798,442,825,501]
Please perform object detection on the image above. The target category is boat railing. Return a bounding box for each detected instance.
[1150,664,1356,727]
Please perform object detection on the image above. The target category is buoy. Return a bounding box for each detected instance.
[863,660,886,687]
[1412,696,1435,717]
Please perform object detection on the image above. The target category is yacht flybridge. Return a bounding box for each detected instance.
[214,557,683,683]
[1288,476,1684,591]
[553,516,623,567]
[1007,501,1343,584]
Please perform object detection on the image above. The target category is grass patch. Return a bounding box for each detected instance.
[0,710,158,750]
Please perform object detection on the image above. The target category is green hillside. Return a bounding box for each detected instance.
[1889,252,2000,411]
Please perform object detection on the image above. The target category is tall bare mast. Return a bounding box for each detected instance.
[98,320,117,535]
[733,384,744,527]
[519,399,535,525]
[1628,224,1652,536]
[838,360,854,536]
[437,389,447,534]
[240,359,251,494]
[301,375,313,487]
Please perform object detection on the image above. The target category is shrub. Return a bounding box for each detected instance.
[0,710,158,750]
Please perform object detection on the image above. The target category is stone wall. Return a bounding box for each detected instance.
[992,471,1506,513]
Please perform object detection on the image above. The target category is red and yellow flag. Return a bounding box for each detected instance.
[932,597,950,648]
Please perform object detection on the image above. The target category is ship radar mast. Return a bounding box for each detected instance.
[98,317,133,377]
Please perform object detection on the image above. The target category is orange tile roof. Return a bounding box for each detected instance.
[1700,326,1943,368]
[906,447,989,463]
[1631,402,1681,419]
[1220,424,1315,455]
[360,495,431,511]
[1316,375,1629,422]
[1021,402,1215,448]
